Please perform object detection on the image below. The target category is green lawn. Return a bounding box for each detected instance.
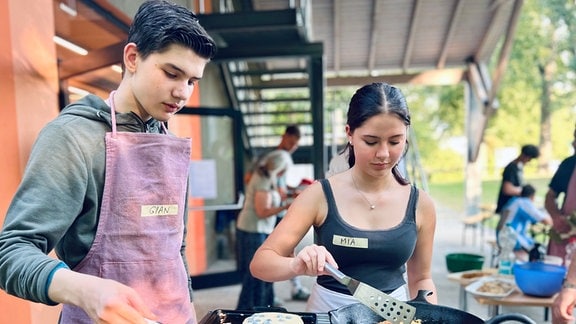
[427,177,551,213]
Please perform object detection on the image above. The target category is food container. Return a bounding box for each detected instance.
[513,262,566,297]
[465,276,516,298]
[445,253,485,272]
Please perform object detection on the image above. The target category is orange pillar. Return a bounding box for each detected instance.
[170,88,207,275]
[0,0,61,323]
[168,0,215,277]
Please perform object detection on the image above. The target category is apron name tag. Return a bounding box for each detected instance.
[332,234,368,248]
[141,204,179,217]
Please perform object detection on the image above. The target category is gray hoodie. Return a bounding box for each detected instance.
[0,95,192,305]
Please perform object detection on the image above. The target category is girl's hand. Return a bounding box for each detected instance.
[290,244,337,276]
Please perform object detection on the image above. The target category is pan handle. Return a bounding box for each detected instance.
[484,312,537,324]
[324,263,350,285]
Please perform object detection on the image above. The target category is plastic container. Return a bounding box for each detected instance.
[498,224,517,275]
[513,262,567,297]
[445,253,485,272]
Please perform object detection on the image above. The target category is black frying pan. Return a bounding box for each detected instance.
[328,290,537,324]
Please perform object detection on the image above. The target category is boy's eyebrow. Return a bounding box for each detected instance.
[164,63,201,80]
[164,63,184,73]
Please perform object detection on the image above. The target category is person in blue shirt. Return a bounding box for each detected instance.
[501,184,552,261]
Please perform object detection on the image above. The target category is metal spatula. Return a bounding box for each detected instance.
[324,263,415,324]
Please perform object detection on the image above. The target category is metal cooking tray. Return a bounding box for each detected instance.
[198,308,331,324]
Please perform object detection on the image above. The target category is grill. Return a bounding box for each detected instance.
[199,309,331,324]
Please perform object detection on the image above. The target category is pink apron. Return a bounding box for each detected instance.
[548,165,576,259]
[60,93,194,323]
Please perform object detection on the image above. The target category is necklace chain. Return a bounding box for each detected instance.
[351,174,376,210]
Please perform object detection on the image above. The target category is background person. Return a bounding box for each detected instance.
[0,1,216,323]
[546,123,576,259]
[325,146,350,178]
[495,144,541,234]
[500,184,552,261]
[247,125,311,302]
[268,125,311,302]
[249,82,438,312]
[235,150,293,310]
[244,125,300,191]
[272,125,302,202]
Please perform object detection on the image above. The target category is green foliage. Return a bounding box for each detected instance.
[319,0,576,184]
[324,87,355,138]
[436,85,465,136]
[403,85,467,182]
[494,0,576,161]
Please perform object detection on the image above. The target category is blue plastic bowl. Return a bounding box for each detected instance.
[513,262,567,297]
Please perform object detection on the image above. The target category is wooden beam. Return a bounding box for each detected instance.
[333,0,341,72]
[436,0,465,69]
[488,0,524,109]
[326,68,465,86]
[367,0,385,72]
[402,0,422,71]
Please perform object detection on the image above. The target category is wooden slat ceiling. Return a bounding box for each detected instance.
[53,0,522,96]
[247,0,522,87]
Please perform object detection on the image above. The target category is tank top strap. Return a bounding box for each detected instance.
[319,179,337,211]
[406,185,419,223]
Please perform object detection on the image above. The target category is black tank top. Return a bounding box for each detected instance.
[316,179,418,294]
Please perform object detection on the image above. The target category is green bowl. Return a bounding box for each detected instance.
[445,253,485,272]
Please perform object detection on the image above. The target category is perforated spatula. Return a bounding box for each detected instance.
[324,263,415,324]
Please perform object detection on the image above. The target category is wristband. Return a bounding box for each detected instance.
[562,279,576,289]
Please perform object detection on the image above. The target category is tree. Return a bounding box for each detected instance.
[498,0,576,173]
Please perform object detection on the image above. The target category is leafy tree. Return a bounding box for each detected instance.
[496,0,576,172]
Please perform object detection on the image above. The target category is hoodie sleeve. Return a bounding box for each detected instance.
[0,118,92,304]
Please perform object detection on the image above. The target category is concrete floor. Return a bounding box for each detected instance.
[193,204,552,323]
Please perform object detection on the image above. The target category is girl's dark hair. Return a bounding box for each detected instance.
[346,82,411,185]
[128,0,217,60]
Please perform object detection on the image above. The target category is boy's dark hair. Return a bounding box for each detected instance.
[285,125,301,138]
[128,0,216,60]
[520,184,536,198]
[521,144,540,159]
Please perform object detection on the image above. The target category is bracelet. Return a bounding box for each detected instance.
[562,279,576,289]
